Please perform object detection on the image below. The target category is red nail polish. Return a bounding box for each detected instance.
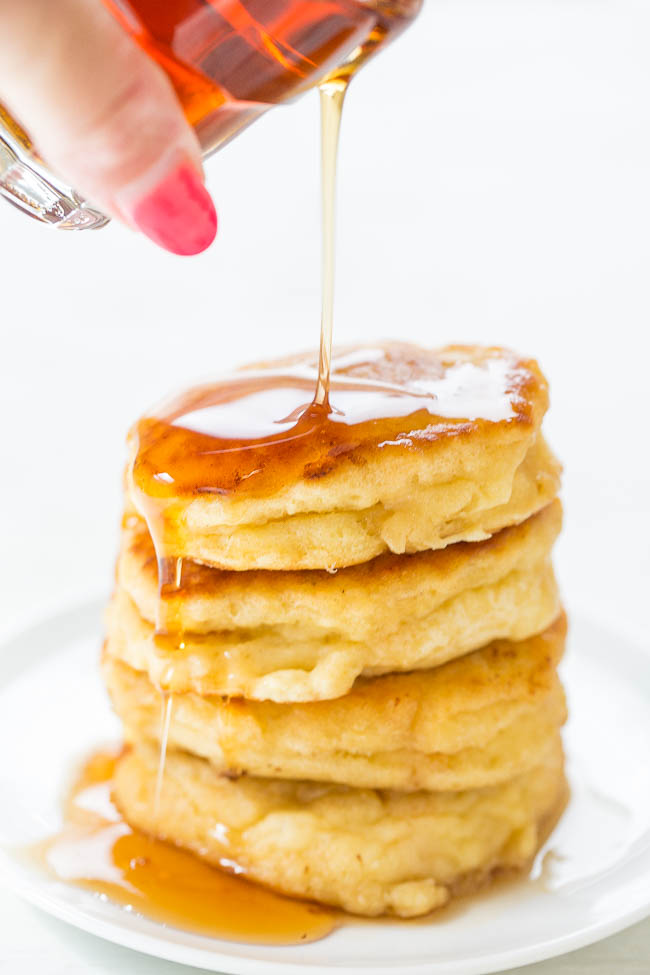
[131,163,217,256]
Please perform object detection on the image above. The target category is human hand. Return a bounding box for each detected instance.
[0,0,217,254]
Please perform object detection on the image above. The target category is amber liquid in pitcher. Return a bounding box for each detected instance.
[103,0,421,154]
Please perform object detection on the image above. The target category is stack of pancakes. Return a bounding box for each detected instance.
[103,343,567,918]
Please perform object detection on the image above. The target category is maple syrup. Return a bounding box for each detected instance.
[153,692,174,817]
[103,0,422,156]
[130,346,531,508]
[315,76,348,406]
[35,750,336,944]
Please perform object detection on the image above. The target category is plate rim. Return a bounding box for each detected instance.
[1,597,649,975]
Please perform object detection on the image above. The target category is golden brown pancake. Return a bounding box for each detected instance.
[104,613,566,791]
[114,737,567,917]
[126,344,559,571]
[119,498,562,637]
[107,502,562,702]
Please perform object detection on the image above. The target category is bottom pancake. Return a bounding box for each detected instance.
[114,738,567,918]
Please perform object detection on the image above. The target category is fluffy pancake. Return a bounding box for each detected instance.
[120,498,562,638]
[104,613,567,791]
[106,502,561,701]
[126,344,559,571]
[114,737,567,918]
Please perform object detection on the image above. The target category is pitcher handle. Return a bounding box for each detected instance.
[0,105,109,230]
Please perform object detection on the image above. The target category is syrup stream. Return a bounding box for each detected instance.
[154,693,174,819]
[314,77,349,407]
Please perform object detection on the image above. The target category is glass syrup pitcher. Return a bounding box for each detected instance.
[0,0,421,231]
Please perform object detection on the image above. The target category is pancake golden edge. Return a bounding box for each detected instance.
[126,346,559,571]
[114,736,567,918]
[104,613,567,792]
[106,501,562,702]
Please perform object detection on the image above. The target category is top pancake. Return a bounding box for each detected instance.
[126,343,556,570]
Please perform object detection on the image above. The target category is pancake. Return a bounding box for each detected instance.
[106,502,561,702]
[114,737,567,918]
[126,344,560,571]
[106,564,559,703]
[104,613,567,791]
[120,498,562,638]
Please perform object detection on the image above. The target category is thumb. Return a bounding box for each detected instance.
[0,0,217,255]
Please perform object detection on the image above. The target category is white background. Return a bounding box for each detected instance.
[0,0,649,971]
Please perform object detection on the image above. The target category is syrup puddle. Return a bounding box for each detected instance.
[30,750,336,945]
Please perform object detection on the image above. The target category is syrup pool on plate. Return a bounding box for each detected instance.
[32,750,337,945]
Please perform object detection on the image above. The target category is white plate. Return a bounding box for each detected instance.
[0,602,649,975]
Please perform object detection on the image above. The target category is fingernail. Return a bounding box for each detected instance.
[130,162,217,255]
